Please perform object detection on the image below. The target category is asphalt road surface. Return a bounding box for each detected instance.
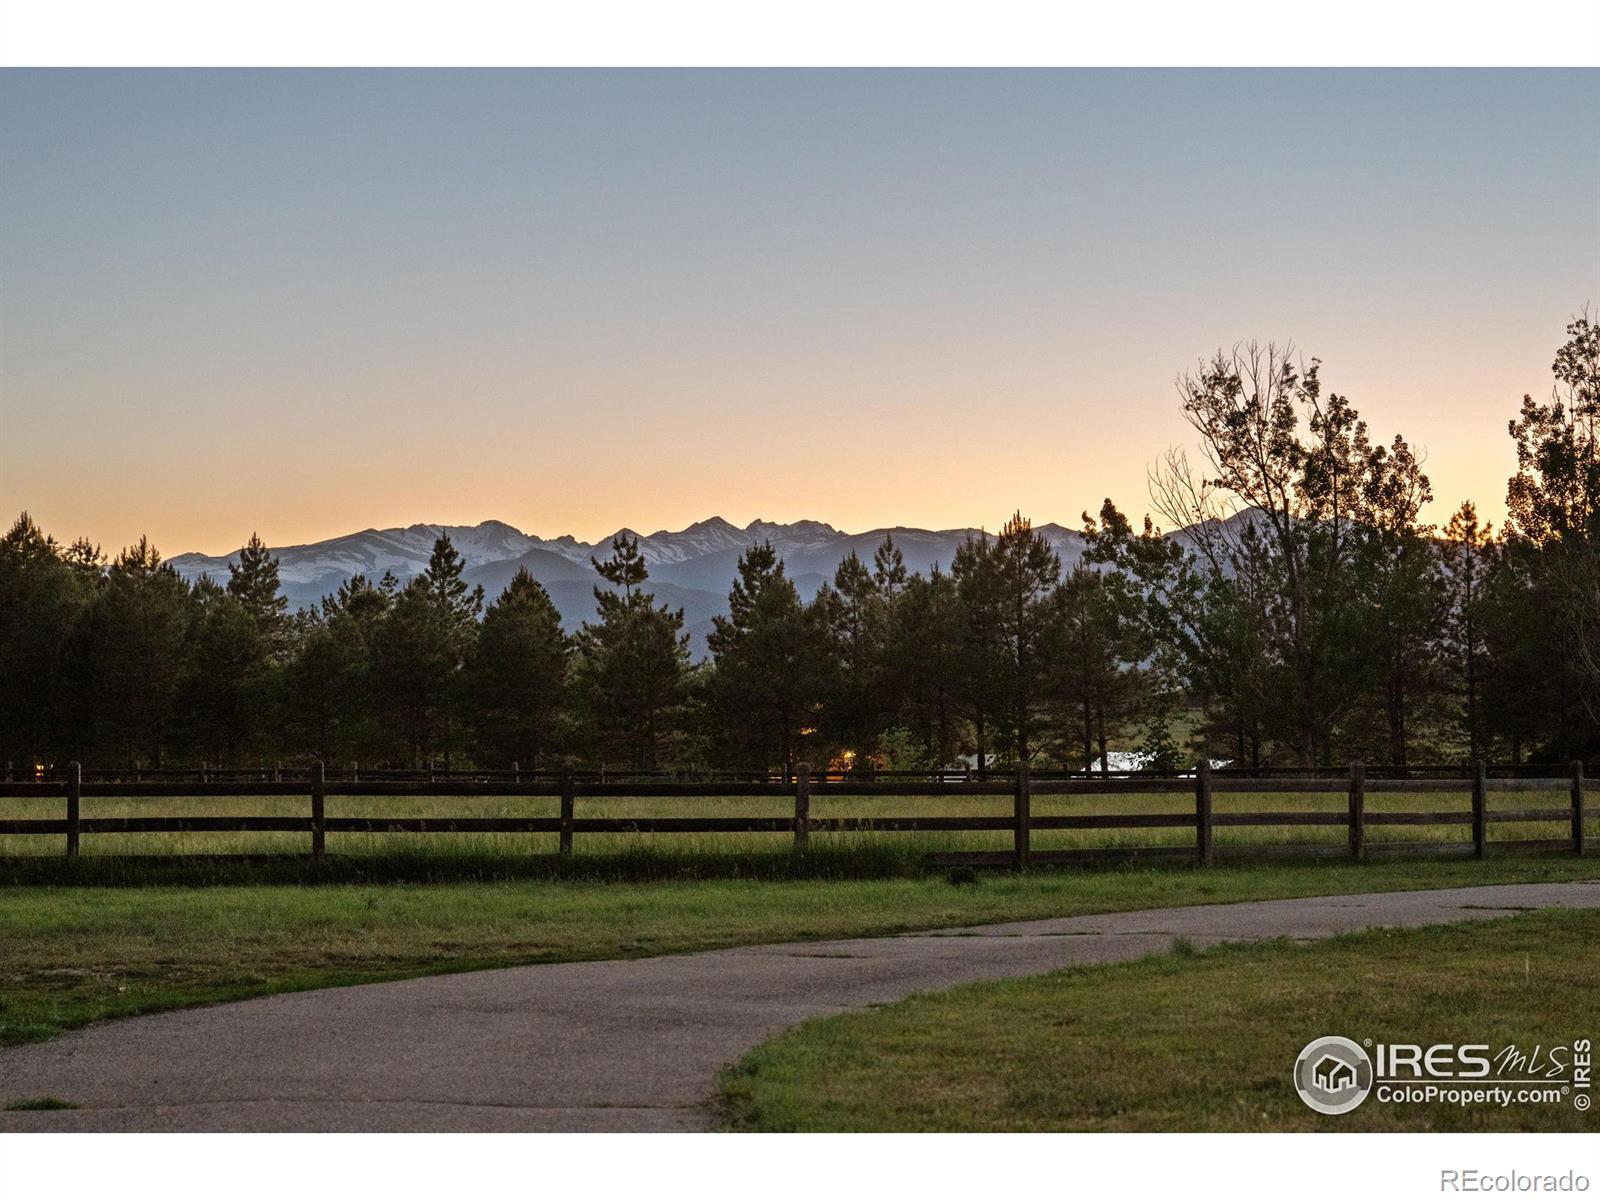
[2,881,1595,1131]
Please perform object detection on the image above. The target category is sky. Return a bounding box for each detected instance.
[2,69,1597,556]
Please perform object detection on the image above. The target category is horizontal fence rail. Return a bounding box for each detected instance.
[0,760,1591,867]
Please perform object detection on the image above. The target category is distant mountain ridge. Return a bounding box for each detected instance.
[168,516,1093,656]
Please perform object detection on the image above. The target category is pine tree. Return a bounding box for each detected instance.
[1136,664,1185,773]
[571,538,689,769]
[321,572,392,626]
[285,575,389,762]
[951,532,1009,775]
[704,542,827,771]
[175,586,270,764]
[287,608,380,763]
[1355,434,1439,767]
[815,550,885,755]
[592,533,649,600]
[883,564,963,767]
[1438,502,1495,761]
[86,537,193,766]
[988,513,1062,763]
[62,537,106,586]
[0,513,88,766]
[711,541,785,651]
[370,578,457,765]
[420,534,485,647]
[467,568,569,767]
[872,535,908,604]
[227,533,289,653]
[1050,562,1138,773]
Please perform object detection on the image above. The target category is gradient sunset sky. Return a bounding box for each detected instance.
[3,69,1597,556]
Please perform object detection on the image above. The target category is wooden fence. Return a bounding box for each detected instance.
[0,760,1590,866]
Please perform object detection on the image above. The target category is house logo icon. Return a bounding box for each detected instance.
[1313,1054,1357,1093]
[1294,1036,1374,1115]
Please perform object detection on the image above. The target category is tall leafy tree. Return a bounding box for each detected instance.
[1501,313,1600,746]
[1149,344,1421,763]
[1085,499,1265,767]
[1506,313,1600,547]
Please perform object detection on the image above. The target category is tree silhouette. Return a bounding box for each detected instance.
[3,312,1597,773]
[468,567,568,768]
[227,533,289,655]
[572,536,689,769]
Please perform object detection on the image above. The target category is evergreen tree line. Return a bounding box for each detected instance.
[3,315,1597,772]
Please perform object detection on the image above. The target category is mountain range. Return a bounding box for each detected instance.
[168,517,1093,656]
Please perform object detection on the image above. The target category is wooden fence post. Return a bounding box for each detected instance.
[1013,762,1031,868]
[559,763,575,856]
[1195,759,1214,866]
[311,760,325,858]
[1571,760,1586,857]
[66,760,81,858]
[794,762,811,852]
[1472,759,1487,859]
[1347,761,1366,862]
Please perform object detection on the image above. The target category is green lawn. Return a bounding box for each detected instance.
[2,855,1595,1049]
[720,907,1600,1132]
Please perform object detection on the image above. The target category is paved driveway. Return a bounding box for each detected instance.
[1,881,1594,1131]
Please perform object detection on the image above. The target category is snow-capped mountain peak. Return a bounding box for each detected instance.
[165,515,1094,657]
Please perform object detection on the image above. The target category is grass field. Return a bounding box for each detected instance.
[719,907,1600,1132]
[1,788,1594,859]
[2,854,1595,1050]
